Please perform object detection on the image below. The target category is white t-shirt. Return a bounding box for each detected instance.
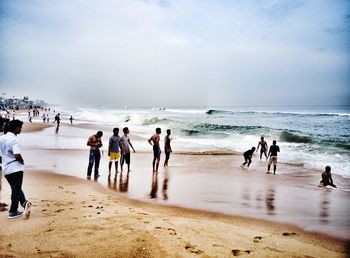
[120,135,130,153]
[0,132,24,175]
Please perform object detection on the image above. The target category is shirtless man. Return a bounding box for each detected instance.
[267,140,280,174]
[256,136,268,160]
[148,128,161,172]
[320,166,337,188]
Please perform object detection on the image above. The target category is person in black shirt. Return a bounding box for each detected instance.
[267,140,280,174]
[240,147,256,168]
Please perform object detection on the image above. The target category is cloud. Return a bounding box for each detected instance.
[0,0,349,107]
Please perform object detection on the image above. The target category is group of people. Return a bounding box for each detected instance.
[240,136,336,188]
[86,127,172,180]
[240,137,280,174]
[0,117,338,221]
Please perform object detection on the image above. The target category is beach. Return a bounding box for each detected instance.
[0,119,349,257]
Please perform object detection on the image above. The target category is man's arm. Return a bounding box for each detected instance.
[256,142,260,152]
[14,153,24,165]
[128,139,135,152]
[148,136,153,145]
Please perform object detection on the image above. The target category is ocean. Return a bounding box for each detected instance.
[19,105,350,178]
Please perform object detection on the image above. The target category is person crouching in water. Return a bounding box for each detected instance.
[240,147,256,169]
[320,166,337,188]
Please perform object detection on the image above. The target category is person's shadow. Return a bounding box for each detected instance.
[265,187,276,215]
[150,171,158,199]
[319,191,330,224]
[162,168,169,200]
[107,175,117,191]
[119,171,129,193]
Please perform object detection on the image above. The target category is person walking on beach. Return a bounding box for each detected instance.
[267,140,280,174]
[0,120,31,219]
[148,128,162,172]
[86,131,103,180]
[320,166,337,188]
[108,128,121,177]
[54,113,61,127]
[240,147,256,169]
[256,136,268,160]
[164,129,172,167]
[120,127,135,172]
[69,115,73,125]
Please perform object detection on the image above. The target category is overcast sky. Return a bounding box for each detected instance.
[0,0,349,108]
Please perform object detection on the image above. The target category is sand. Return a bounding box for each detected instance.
[0,170,348,258]
[0,121,349,257]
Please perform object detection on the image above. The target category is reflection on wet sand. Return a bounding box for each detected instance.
[119,172,129,192]
[319,191,330,225]
[150,170,169,200]
[107,172,129,193]
[162,168,169,200]
[241,185,251,208]
[265,188,275,215]
[150,172,158,199]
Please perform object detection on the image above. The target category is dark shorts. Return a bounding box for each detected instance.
[153,145,161,158]
[121,153,130,165]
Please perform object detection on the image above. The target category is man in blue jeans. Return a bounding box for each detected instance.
[0,119,31,219]
[87,131,103,180]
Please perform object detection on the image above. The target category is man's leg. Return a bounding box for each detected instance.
[108,161,112,176]
[247,158,252,167]
[114,161,118,175]
[5,172,26,213]
[273,165,277,174]
[152,157,156,172]
[94,151,101,178]
[87,151,95,177]
[155,156,160,172]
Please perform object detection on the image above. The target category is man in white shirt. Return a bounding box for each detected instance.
[0,120,31,219]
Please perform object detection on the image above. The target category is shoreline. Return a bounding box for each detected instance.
[0,169,348,257]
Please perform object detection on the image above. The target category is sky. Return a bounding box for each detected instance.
[0,0,349,108]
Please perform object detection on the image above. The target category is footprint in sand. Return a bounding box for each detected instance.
[282,232,298,236]
[55,209,64,213]
[59,186,64,189]
[231,249,252,256]
[253,236,263,243]
[168,228,177,236]
[185,243,204,255]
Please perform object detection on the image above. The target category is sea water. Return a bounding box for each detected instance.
[20,105,350,178]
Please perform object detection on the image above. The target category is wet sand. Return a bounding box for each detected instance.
[0,170,348,257]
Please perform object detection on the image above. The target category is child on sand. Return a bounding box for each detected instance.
[320,166,337,188]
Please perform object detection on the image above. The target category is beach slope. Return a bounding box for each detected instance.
[0,170,348,258]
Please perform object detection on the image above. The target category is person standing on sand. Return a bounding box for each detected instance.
[86,131,103,180]
[256,136,268,160]
[148,128,161,172]
[164,129,172,167]
[120,127,135,172]
[108,128,121,177]
[0,120,31,219]
[69,115,73,125]
[320,166,337,188]
[240,147,256,168]
[0,114,9,211]
[267,140,280,174]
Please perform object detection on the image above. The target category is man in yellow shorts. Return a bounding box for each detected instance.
[108,128,121,177]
